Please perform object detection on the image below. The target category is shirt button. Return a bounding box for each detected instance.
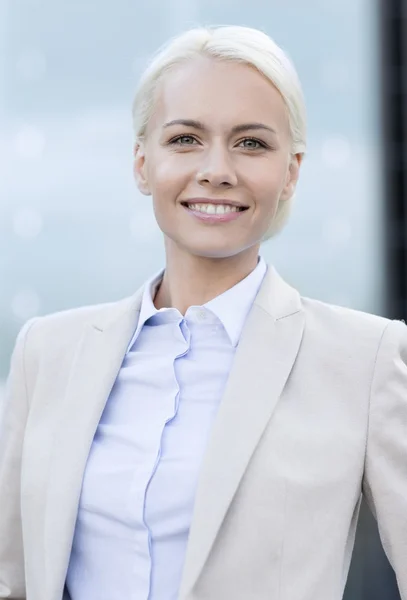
[197,310,207,321]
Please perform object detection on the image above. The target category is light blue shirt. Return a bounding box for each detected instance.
[66,257,267,600]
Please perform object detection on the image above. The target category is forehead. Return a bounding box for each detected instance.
[149,56,289,133]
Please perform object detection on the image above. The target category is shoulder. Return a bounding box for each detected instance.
[301,297,407,380]
[16,293,140,358]
[300,295,395,340]
[298,295,407,367]
[262,266,394,344]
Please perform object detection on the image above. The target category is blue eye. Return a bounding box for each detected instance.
[170,135,197,145]
[239,138,266,149]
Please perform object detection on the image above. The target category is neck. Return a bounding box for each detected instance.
[154,239,261,315]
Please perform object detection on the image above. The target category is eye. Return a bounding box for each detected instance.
[169,135,198,146]
[238,138,268,150]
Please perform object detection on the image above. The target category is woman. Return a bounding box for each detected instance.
[1,25,406,600]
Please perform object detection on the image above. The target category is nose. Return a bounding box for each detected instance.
[196,144,238,188]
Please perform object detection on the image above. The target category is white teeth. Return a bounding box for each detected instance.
[187,203,241,214]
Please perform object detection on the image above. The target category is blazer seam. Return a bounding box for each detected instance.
[363,319,393,468]
[21,317,41,412]
[277,482,288,600]
[276,309,302,321]
[255,304,301,321]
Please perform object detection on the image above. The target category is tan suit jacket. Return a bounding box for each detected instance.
[1,266,407,600]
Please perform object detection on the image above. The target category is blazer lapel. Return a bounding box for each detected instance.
[43,290,143,600]
[179,267,305,598]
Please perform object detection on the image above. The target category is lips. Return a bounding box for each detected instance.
[181,201,249,223]
[184,202,247,214]
[181,198,249,210]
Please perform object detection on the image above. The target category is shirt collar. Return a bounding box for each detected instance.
[126,256,267,352]
[204,256,267,346]
[126,269,165,352]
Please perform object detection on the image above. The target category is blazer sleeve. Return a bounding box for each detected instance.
[363,319,407,599]
[0,318,38,600]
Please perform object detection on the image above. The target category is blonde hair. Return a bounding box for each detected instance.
[132,25,307,239]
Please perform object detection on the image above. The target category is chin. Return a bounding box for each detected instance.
[183,241,253,260]
[192,249,238,259]
[165,231,260,261]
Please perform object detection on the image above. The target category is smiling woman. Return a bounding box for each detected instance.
[1,24,407,600]
[133,26,306,240]
[131,28,305,310]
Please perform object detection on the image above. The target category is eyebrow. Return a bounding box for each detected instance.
[162,119,278,136]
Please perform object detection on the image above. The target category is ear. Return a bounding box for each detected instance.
[280,153,303,202]
[133,141,151,196]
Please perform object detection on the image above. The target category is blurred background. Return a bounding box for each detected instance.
[1,0,406,598]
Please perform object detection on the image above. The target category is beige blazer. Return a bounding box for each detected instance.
[1,266,407,600]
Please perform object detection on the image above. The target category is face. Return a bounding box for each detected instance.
[134,56,302,260]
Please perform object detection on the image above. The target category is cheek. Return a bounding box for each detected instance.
[147,151,195,195]
[245,164,287,203]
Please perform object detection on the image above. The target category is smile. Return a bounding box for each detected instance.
[181,201,249,223]
[186,203,246,214]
